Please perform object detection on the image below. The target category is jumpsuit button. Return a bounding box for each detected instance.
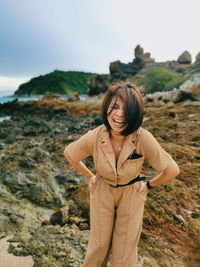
[115,174,119,185]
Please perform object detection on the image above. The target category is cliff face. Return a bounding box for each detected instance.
[0,98,199,266]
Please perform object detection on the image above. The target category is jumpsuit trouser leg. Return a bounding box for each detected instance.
[81,178,146,267]
[82,177,115,267]
[111,181,146,267]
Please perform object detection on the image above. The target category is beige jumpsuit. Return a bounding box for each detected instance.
[65,125,172,267]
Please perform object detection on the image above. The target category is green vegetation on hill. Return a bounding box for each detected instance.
[14,70,96,96]
[138,66,184,93]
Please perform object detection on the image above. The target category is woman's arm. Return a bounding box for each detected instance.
[64,149,94,179]
[148,159,180,187]
[138,159,180,193]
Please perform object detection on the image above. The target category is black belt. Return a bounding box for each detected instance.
[110,175,146,188]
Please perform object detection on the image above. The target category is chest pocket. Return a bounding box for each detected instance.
[127,152,142,160]
[127,155,144,170]
[118,155,144,181]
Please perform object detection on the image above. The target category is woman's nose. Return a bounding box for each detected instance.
[116,108,124,117]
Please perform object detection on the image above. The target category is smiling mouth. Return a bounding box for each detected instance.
[113,119,125,125]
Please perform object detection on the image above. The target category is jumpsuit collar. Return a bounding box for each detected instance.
[99,125,140,173]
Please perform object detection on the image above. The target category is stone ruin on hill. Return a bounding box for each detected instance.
[88,44,200,96]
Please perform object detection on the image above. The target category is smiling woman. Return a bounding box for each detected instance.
[64,80,180,267]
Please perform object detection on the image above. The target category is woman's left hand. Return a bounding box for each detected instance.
[137,181,149,194]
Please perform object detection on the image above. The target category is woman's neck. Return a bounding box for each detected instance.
[110,131,126,142]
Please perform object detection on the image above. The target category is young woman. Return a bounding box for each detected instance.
[64,81,180,267]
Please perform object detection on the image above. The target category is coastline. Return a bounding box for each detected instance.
[0,94,94,105]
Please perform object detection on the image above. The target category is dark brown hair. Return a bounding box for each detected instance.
[101,81,144,136]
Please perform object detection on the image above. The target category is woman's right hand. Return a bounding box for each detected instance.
[89,175,97,189]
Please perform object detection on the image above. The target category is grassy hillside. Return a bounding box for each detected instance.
[14,70,96,96]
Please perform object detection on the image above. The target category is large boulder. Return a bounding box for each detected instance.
[177,51,192,64]
[175,78,200,102]
[0,170,66,208]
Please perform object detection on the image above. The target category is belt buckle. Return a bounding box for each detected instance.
[110,184,118,188]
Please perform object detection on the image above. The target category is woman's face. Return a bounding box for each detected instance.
[107,96,126,135]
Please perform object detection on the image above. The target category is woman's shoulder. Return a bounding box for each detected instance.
[138,127,166,151]
[138,127,156,144]
[86,124,105,138]
[140,127,153,137]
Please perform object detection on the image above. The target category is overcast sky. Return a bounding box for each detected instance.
[0,0,199,95]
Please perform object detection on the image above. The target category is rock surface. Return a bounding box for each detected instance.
[177,50,192,64]
[0,97,199,266]
[144,78,200,103]
[176,78,200,101]
[0,235,34,267]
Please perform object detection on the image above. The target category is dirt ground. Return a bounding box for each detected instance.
[0,236,34,267]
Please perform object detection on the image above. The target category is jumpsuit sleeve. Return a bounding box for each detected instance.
[139,129,172,172]
[64,129,95,162]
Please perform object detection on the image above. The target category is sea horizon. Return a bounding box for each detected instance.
[0,94,90,104]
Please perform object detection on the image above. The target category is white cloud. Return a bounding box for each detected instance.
[0,76,30,97]
[106,0,200,62]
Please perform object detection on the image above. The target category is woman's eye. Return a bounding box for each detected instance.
[111,105,118,109]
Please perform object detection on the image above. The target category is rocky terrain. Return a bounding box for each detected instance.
[0,94,199,266]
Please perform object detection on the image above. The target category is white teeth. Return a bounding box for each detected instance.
[113,119,124,124]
